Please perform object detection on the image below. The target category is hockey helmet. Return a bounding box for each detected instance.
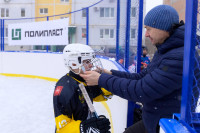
[63,43,103,74]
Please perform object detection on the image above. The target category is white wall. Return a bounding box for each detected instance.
[0,52,66,79]
[0,52,128,133]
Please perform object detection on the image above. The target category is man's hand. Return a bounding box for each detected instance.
[95,67,112,75]
[80,71,101,86]
[103,69,112,75]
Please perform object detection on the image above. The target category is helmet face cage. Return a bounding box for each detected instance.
[64,52,103,74]
[81,57,104,73]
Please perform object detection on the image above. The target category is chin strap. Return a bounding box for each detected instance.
[70,66,83,75]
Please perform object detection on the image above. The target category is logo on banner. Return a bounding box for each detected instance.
[12,29,21,40]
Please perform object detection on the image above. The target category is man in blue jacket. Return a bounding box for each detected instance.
[81,5,184,133]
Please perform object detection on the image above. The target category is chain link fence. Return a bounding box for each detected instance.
[188,0,200,131]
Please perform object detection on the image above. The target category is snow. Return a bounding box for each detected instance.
[0,75,56,133]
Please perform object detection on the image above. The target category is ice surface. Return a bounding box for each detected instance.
[0,75,56,133]
[0,75,126,133]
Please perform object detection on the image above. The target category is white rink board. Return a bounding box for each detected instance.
[0,52,128,133]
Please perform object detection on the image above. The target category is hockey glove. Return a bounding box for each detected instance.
[80,115,111,133]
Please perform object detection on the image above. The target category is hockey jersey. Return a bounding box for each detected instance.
[53,71,112,133]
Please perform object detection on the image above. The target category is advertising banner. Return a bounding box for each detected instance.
[8,18,69,45]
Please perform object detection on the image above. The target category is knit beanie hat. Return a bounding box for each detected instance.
[144,5,179,31]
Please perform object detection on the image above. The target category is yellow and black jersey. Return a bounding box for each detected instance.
[53,71,112,133]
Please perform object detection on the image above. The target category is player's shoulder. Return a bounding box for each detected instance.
[53,75,78,106]
[57,74,76,85]
[55,74,79,94]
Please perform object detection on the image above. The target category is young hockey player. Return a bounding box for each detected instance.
[53,43,112,133]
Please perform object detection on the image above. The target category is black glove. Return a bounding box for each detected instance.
[80,115,111,133]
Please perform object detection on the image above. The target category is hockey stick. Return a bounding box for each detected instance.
[79,83,98,118]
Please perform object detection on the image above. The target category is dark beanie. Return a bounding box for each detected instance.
[144,5,179,31]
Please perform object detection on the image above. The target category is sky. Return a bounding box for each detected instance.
[146,0,163,13]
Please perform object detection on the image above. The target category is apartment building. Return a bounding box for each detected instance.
[35,0,72,21]
[71,0,145,58]
[0,0,35,51]
[163,0,186,21]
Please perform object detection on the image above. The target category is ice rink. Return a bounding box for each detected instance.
[0,75,56,133]
[0,75,117,133]
[0,52,128,133]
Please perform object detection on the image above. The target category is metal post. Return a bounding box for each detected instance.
[181,0,198,124]
[126,0,133,128]
[125,0,131,69]
[86,8,89,45]
[136,0,143,73]
[2,19,4,51]
[116,0,120,62]
[0,19,2,51]
[46,16,49,52]
[127,0,144,128]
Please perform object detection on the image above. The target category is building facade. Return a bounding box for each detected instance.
[163,0,186,21]
[0,0,35,51]
[71,0,145,58]
[35,0,72,21]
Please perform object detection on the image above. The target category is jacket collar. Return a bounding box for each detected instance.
[156,25,185,54]
[68,71,85,82]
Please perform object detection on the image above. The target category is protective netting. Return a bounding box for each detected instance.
[89,0,140,71]
[189,0,200,131]
[128,0,139,72]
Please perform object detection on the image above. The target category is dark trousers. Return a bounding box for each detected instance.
[124,120,160,133]
[123,120,148,133]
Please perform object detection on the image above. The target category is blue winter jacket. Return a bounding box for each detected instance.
[98,25,185,133]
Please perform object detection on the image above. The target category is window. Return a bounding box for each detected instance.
[131,7,136,17]
[60,0,69,2]
[100,8,104,17]
[110,29,114,38]
[40,8,48,14]
[82,8,86,17]
[100,29,114,38]
[1,8,9,17]
[105,8,109,17]
[21,8,25,17]
[131,29,136,38]
[5,28,8,37]
[100,7,114,17]
[100,29,103,38]
[60,17,68,19]
[82,28,86,38]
